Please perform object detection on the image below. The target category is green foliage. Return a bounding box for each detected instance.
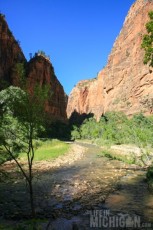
[100,112,130,144]
[19,139,70,161]
[130,113,153,147]
[1,86,45,137]
[0,85,49,217]
[37,50,46,56]
[0,146,12,164]
[71,111,153,148]
[0,87,28,153]
[0,85,50,159]
[99,150,114,159]
[71,125,81,140]
[99,149,135,164]
[36,50,50,60]
[80,117,102,139]
[141,11,153,67]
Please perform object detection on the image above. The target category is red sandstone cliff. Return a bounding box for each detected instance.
[27,55,67,122]
[67,77,104,121]
[67,0,153,120]
[0,14,25,88]
[0,14,67,122]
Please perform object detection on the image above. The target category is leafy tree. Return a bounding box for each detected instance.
[80,117,102,139]
[141,11,153,67]
[0,85,49,218]
[71,125,81,140]
[99,112,130,144]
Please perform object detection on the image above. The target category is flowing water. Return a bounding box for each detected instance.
[0,143,153,229]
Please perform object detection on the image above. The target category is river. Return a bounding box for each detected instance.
[0,142,153,229]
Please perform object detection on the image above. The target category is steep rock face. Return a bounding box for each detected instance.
[0,14,25,88]
[67,0,153,120]
[0,14,67,122]
[103,0,153,115]
[67,75,104,121]
[27,56,67,122]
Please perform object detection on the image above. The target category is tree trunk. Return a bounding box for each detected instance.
[28,179,36,219]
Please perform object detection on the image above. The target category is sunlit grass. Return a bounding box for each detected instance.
[98,149,135,164]
[19,139,70,161]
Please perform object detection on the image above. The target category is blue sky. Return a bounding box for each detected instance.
[1,0,135,95]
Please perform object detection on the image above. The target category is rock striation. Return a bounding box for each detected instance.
[27,55,67,122]
[67,0,153,120]
[67,77,104,121]
[0,14,67,122]
[0,14,25,88]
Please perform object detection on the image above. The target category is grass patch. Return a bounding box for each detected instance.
[98,149,135,164]
[19,139,70,161]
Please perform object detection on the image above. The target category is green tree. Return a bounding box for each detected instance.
[141,11,153,67]
[0,85,49,218]
[71,125,81,140]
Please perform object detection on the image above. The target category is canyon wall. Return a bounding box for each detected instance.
[0,14,67,122]
[27,56,67,122]
[0,14,25,88]
[67,0,153,120]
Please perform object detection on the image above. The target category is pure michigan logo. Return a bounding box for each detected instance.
[87,210,152,228]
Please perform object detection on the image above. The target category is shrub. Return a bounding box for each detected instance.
[71,125,81,140]
[70,111,153,148]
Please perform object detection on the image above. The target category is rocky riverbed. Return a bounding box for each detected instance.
[0,142,153,229]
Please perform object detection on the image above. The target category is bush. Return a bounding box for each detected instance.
[99,149,135,164]
[71,125,81,140]
[70,111,153,147]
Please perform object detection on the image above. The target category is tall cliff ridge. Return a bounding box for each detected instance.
[67,0,153,120]
[27,55,67,122]
[0,14,25,88]
[0,14,67,122]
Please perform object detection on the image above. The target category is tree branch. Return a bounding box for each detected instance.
[3,144,29,182]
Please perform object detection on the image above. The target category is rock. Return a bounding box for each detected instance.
[0,14,67,122]
[55,184,61,189]
[67,0,153,120]
[26,55,67,122]
[0,14,25,88]
[103,0,153,116]
[67,78,104,121]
